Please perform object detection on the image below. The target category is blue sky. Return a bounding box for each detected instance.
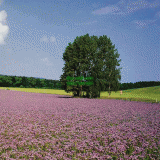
[0,0,160,84]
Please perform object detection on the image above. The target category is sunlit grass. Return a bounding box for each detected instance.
[0,86,159,104]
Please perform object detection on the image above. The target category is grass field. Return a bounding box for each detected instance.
[0,85,160,104]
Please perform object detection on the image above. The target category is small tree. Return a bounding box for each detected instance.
[19,85,24,88]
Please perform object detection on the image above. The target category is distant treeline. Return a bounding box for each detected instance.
[119,81,160,91]
[0,74,160,91]
[0,74,62,90]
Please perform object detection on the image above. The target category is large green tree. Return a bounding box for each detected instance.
[97,37,122,96]
[60,33,122,98]
[59,42,79,96]
[60,34,99,97]
[81,35,122,98]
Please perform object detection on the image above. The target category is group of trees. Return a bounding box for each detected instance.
[59,33,122,98]
[0,75,62,89]
[119,81,160,90]
[1,73,159,93]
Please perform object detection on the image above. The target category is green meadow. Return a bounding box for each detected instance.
[1,85,159,104]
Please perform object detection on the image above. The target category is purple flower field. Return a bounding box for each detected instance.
[0,89,160,159]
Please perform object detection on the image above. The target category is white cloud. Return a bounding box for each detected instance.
[92,6,121,16]
[91,0,160,16]
[91,0,160,29]
[40,57,53,66]
[40,35,49,43]
[50,36,56,43]
[131,19,157,29]
[0,10,9,45]
[40,35,57,44]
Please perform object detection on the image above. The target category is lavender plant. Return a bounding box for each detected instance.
[0,87,159,159]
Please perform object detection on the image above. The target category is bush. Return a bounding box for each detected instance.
[19,85,24,88]
[41,87,48,89]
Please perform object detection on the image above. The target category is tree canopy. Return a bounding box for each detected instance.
[60,33,122,98]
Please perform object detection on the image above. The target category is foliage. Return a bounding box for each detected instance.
[14,76,22,87]
[60,33,100,97]
[60,33,122,98]
[93,36,122,96]
[19,85,24,88]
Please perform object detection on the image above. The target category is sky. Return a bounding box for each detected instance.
[0,0,160,84]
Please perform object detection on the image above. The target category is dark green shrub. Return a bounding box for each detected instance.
[19,85,24,88]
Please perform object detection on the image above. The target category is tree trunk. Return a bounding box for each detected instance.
[108,83,111,97]
[79,85,82,97]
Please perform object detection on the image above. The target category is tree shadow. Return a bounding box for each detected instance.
[57,95,90,99]
[57,94,100,99]
[57,96,74,98]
